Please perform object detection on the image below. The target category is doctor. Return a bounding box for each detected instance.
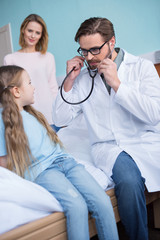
[53,17,160,240]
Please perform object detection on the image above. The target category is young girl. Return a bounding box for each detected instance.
[0,65,119,240]
[4,14,58,127]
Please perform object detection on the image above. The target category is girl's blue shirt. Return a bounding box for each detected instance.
[0,109,70,181]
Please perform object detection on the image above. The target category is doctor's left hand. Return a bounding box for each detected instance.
[98,58,121,92]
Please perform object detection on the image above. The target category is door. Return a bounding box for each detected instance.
[0,23,13,66]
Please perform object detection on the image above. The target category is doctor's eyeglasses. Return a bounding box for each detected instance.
[77,40,108,57]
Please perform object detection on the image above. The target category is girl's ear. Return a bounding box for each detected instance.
[11,86,21,98]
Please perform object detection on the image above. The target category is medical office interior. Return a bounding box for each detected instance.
[0,0,160,239]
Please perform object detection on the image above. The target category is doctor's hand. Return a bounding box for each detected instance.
[98,58,121,92]
[64,56,84,92]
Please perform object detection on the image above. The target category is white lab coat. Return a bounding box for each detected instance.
[53,50,160,192]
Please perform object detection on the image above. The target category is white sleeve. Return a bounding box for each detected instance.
[115,59,160,125]
[52,82,82,127]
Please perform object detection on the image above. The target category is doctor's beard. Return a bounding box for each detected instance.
[87,60,100,70]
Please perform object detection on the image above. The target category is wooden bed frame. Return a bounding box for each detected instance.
[1,63,160,240]
[1,189,160,240]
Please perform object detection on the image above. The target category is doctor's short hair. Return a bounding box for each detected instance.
[75,17,115,43]
[19,14,48,54]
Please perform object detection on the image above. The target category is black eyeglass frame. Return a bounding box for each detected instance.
[77,40,109,57]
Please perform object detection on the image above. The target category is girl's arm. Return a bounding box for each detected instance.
[0,156,7,168]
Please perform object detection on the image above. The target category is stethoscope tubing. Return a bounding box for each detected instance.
[60,67,97,105]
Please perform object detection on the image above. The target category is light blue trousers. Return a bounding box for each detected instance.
[35,157,119,240]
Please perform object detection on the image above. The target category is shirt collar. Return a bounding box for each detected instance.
[114,48,124,70]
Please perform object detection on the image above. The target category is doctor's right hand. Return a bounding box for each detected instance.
[64,56,84,92]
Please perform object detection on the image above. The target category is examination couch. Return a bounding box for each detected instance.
[0,189,160,240]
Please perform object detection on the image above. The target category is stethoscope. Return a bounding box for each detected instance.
[60,61,97,105]
[60,47,114,105]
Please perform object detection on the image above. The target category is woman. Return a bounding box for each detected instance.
[4,14,58,126]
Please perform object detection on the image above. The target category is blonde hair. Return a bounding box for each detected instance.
[19,14,48,54]
[0,65,62,177]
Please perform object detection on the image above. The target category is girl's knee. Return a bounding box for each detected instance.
[90,193,113,214]
[96,192,111,206]
[66,196,88,217]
